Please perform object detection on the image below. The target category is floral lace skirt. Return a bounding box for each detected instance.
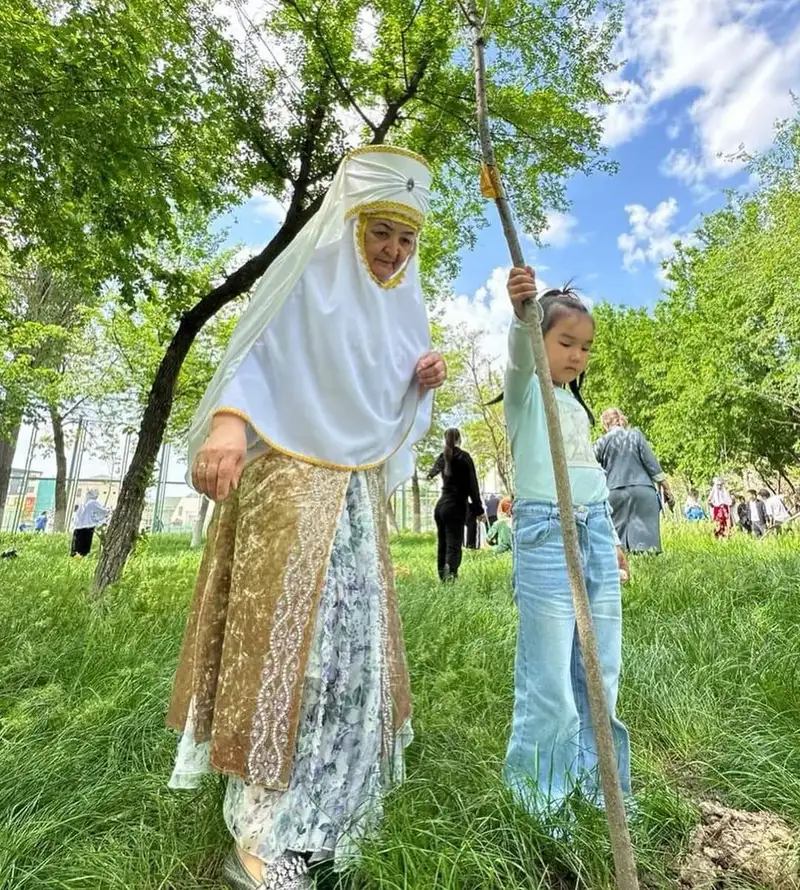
[169,471,412,869]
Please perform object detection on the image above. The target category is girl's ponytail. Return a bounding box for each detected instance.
[443,428,460,478]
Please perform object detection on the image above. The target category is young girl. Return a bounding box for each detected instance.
[487,496,513,553]
[503,266,631,814]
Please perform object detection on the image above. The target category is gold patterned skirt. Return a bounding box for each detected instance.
[166,449,412,797]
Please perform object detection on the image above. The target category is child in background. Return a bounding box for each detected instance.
[487,496,513,553]
[502,266,631,816]
[684,489,705,521]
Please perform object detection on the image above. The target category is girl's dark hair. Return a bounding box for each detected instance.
[443,427,461,478]
[488,285,595,424]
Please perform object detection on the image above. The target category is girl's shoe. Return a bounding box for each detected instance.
[221,848,312,890]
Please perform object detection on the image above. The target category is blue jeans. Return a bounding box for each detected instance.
[506,500,631,812]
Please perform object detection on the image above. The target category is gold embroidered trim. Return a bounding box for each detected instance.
[248,466,349,786]
[346,144,431,170]
[344,200,424,231]
[355,214,413,290]
[211,403,420,472]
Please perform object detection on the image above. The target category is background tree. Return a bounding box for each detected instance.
[458,331,513,493]
[0,261,96,526]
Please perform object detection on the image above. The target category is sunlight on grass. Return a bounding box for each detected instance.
[1,525,798,888]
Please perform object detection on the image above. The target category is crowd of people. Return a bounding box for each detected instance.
[701,480,793,538]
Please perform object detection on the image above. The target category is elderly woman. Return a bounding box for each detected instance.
[166,146,446,889]
[593,408,673,554]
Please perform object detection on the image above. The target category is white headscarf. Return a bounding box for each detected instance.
[709,477,732,507]
[187,146,434,495]
[74,490,111,529]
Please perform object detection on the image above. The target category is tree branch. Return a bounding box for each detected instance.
[373,48,433,143]
[281,0,376,133]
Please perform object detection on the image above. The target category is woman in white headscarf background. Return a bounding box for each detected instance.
[165,146,446,890]
[708,477,733,539]
[70,489,111,557]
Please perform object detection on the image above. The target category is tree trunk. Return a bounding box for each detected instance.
[191,495,210,548]
[0,413,22,530]
[93,319,204,592]
[93,201,321,594]
[49,404,68,532]
[411,467,422,533]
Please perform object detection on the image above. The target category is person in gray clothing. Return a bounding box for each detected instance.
[594,408,674,553]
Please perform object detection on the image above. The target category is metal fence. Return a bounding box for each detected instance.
[4,421,480,537]
[4,421,449,535]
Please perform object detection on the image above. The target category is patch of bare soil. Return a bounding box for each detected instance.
[680,802,800,889]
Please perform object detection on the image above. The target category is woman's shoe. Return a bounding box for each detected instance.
[221,847,312,890]
[262,852,312,890]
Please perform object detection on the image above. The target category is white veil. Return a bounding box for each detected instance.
[187,146,435,495]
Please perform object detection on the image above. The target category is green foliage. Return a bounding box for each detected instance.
[4,527,800,886]
[1,0,621,294]
[585,111,800,484]
[0,0,242,288]
[0,258,96,434]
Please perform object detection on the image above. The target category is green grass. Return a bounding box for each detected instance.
[1,525,799,888]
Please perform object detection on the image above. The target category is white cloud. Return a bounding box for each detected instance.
[441,266,515,364]
[541,211,579,248]
[601,74,651,147]
[617,197,685,277]
[439,266,597,365]
[659,148,708,187]
[666,120,682,140]
[602,0,800,183]
[249,190,287,224]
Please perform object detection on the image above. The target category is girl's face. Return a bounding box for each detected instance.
[362,217,417,281]
[543,311,594,385]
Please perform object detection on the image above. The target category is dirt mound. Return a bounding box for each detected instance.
[680,801,799,889]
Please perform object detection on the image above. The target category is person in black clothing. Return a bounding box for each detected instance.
[465,508,479,550]
[746,489,768,537]
[428,428,484,581]
[730,492,751,533]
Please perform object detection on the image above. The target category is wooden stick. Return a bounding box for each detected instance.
[463,4,640,889]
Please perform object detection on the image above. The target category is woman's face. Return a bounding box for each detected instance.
[362,217,417,281]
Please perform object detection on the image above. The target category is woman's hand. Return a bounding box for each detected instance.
[507,265,537,317]
[191,413,247,502]
[416,352,447,391]
[617,546,630,585]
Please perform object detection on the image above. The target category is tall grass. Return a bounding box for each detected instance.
[0,525,797,888]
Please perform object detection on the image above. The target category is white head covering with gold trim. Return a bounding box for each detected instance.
[187,146,434,495]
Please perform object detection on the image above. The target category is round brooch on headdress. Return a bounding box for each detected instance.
[406,178,415,191]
